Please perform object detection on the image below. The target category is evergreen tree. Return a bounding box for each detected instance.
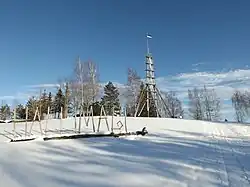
[16,104,26,119]
[54,88,65,118]
[48,92,53,107]
[47,92,53,115]
[40,89,49,119]
[0,104,11,120]
[63,82,71,118]
[92,101,102,116]
[101,81,121,115]
[26,96,38,120]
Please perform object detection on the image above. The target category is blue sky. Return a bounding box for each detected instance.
[1,0,250,120]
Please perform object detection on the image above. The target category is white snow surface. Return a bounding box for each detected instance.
[0,117,250,187]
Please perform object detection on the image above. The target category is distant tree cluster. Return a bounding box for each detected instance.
[3,56,250,123]
[188,86,221,121]
[2,58,122,121]
[125,68,142,116]
[231,90,250,123]
[0,103,11,120]
[163,91,184,118]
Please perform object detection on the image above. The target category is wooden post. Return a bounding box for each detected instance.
[90,106,95,132]
[78,105,82,133]
[97,105,109,132]
[25,107,28,137]
[37,106,43,136]
[60,106,63,135]
[111,106,114,133]
[84,107,90,127]
[74,103,77,133]
[45,106,50,134]
[13,108,16,138]
[124,107,127,133]
[82,107,90,127]
[29,107,38,134]
[39,88,42,120]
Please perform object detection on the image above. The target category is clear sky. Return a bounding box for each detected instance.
[1,0,250,116]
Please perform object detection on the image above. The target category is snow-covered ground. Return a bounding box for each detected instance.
[0,116,250,187]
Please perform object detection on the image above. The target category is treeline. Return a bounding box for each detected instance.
[1,58,249,123]
[187,87,250,123]
[12,81,121,121]
[0,59,123,121]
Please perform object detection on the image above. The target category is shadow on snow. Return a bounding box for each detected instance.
[1,130,250,187]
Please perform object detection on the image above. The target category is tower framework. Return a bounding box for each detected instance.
[134,34,169,117]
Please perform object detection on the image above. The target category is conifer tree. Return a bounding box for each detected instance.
[48,92,53,108]
[26,96,38,120]
[40,89,49,119]
[0,104,11,120]
[16,104,26,119]
[54,88,65,118]
[63,82,71,118]
[101,81,121,115]
[92,101,102,116]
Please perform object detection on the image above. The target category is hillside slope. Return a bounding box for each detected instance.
[0,117,250,187]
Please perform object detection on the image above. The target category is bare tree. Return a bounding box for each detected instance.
[232,90,248,123]
[68,80,80,116]
[188,88,204,120]
[88,61,100,103]
[71,57,100,115]
[188,86,221,121]
[203,85,221,121]
[125,68,141,116]
[244,91,250,108]
[164,91,183,118]
[81,61,100,112]
[70,57,84,117]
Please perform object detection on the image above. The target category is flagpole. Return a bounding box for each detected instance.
[147,37,149,54]
[146,33,150,54]
[146,33,152,54]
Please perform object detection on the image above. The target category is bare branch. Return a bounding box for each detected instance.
[232,90,249,123]
[163,91,183,118]
[188,88,204,120]
[125,68,142,116]
[70,57,100,115]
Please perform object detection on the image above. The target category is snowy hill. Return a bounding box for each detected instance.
[0,117,250,187]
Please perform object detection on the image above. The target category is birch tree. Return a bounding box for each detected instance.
[125,68,141,116]
[71,57,100,115]
[232,90,248,123]
[203,86,221,121]
[68,80,80,116]
[188,86,221,121]
[164,91,184,118]
[188,88,204,120]
[82,60,100,110]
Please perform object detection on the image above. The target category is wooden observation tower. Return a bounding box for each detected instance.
[134,34,169,117]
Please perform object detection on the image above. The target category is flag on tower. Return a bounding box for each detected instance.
[146,34,152,39]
